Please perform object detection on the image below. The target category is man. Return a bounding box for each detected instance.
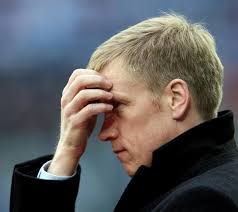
[10,14,238,212]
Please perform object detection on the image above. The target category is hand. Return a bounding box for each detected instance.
[48,69,113,176]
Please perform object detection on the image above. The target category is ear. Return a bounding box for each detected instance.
[164,79,190,120]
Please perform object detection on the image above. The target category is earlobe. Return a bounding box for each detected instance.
[167,79,190,120]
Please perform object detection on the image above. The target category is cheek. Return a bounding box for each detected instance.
[119,114,170,155]
[141,121,171,151]
[117,106,170,146]
[118,114,151,151]
[119,129,154,166]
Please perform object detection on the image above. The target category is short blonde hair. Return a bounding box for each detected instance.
[87,13,224,120]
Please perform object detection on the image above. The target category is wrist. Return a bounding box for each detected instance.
[48,145,82,176]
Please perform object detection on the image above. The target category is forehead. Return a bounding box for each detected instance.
[100,59,155,104]
[100,60,158,111]
[100,59,139,93]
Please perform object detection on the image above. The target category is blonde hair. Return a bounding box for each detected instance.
[87,13,224,120]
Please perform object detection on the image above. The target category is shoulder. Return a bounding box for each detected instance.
[154,185,238,212]
[152,161,238,212]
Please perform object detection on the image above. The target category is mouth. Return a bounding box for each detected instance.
[113,149,127,162]
[113,149,126,154]
[113,149,125,154]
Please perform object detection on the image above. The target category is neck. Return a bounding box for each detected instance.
[175,109,204,140]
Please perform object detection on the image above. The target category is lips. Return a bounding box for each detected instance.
[113,149,126,154]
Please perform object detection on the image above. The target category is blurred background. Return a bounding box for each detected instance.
[1,0,238,211]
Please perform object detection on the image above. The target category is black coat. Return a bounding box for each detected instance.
[10,110,238,212]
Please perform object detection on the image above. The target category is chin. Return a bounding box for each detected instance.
[127,170,134,177]
[123,163,137,177]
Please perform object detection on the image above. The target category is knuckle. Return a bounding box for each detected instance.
[78,90,87,101]
[70,69,83,80]
[61,96,67,108]
[73,68,83,75]
[70,69,79,79]
[87,104,95,113]
[62,85,68,93]
[75,75,81,83]
[63,105,71,118]
[75,76,85,86]
[62,88,65,95]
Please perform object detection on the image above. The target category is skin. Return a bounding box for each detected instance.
[48,59,203,177]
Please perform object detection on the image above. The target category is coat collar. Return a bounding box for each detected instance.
[114,110,236,212]
[151,110,235,177]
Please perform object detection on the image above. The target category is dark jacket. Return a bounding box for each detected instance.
[10,110,238,212]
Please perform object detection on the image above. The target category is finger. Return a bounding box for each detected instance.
[63,69,100,94]
[64,89,113,116]
[70,103,113,127]
[61,75,112,107]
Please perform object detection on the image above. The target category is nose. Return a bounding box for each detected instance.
[98,113,119,141]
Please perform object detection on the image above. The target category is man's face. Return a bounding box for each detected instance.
[98,60,176,176]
